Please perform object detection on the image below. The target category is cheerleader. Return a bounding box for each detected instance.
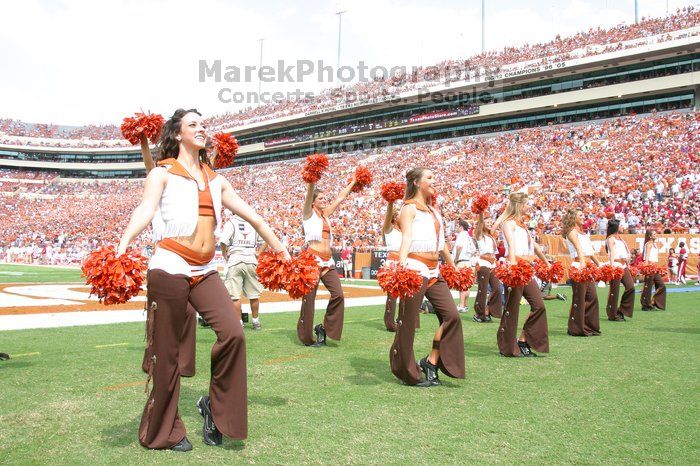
[641,229,667,311]
[493,192,550,357]
[140,133,196,378]
[472,212,503,322]
[605,219,634,321]
[452,219,476,314]
[298,178,354,346]
[390,167,465,387]
[117,109,288,450]
[562,209,601,336]
[382,201,401,332]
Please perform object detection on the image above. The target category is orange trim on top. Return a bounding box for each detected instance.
[158,238,215,265]
[307,248,332,262]
[157,158,219,182]
[407,253,438,269]
[313,207,332,240]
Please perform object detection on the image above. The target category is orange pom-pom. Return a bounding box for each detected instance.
[351,166,373,192]
[533,259,565,283]
[596,264,620,283]
[638,262,666,277]
[439,264,475,291]
[120,112,164,145]
[81,246,147,305]
[284,250,321,299]
[380,182,405,203]
[494,259,534,288]
[302,153,329,183]
[377,263,424,298]
[569,262,599,283]
[629,266,639,278]
[212,132,238,169]
[471,194,489,215]
[256,251,288,291]
[611,266,625,281]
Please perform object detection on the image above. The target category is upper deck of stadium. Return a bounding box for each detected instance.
[0,7,698,177]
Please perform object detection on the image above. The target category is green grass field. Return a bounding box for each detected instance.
[0,264,83,284]
[1,284,699,465]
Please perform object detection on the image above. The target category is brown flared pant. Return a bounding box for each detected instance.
[384,294,420,332]
[297,267,344,345]
[641,273,666,310]
[139,269,247,450]
[568,281,601,336]
[142,303,196,377]
[606,267,635,319]
[390,277,465,385]
[474,266,503,319]
[497,279,549,357]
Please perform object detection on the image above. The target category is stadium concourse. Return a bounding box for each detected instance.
[0,6,698,148]
[0,111,698,265]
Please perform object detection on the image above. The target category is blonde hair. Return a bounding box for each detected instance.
[561,209,580,238]
[493,192,528,231]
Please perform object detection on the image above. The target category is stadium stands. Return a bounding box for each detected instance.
[1,111,697,264]
[0,6,698,149]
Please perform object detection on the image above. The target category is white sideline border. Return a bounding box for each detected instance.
[0,290,466,331]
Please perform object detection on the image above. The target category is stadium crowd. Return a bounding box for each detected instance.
[0,7,697,148]
[0,111,697,264]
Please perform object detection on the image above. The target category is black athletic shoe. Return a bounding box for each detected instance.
[198,317,211,328]
[556,293,566,301]
[196,396,222,446]
[472,315,485,323]
[641,307,653,312]
[484,315,493,322]
[517,341,537,357]
[170,436,193,452]
[0,353,9,361]
[418,357,441,386]
[314,324,327,346]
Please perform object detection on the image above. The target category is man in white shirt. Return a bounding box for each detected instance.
[452,219,476,314]
[219,214,266,330]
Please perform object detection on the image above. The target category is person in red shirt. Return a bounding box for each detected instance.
[677,242,688,284]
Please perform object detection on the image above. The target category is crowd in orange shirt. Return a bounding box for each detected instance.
[0,111,697,264]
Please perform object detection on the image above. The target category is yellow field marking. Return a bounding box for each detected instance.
[95,343,128,348]
[263,354,314,365]
[103,381,144,391]
[10,352,40,358]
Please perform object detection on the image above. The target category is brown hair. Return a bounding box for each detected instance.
[561,209,580,238]
[156,108,210,167]
[404,167,429,202]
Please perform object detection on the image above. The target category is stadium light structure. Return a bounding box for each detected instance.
[635,0,639,24]
[481,0,485,53]
[258,38,265,96]
[336,10,346,86]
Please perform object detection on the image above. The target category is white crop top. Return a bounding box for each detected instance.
[566,229,595,258]
[645,242,659,263]
[151,162,222,241]
[610,236,629,260]
[503,220,533,257]
[302,210,333,244]
[404,204,445,253]
[476,235,497,255]
[384,228,402,252]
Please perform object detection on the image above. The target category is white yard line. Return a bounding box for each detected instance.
[0,290,471,331]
